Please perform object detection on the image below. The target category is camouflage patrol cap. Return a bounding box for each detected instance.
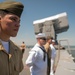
[0,1,24,17]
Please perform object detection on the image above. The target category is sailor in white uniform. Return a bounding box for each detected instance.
[50,40,56,75]
[26,33,47,75]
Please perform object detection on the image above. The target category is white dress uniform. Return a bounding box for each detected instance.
[26,43,47,75]
[50,44,56,75]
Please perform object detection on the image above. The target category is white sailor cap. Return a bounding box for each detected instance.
[35,33,46,38]
[52,39,55,42]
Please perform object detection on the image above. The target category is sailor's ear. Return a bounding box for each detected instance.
[0,16,1,22]
[0,16,1,25]
[0,16,1,20]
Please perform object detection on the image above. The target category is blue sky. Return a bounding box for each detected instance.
[1,0,75,46]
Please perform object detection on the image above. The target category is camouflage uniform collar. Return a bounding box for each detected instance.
[0,40,5,51]
[0,40,18,52]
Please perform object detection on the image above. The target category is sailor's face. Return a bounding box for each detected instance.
[48,39,52,44]
[40,38,46,45]
[0,14,20,37]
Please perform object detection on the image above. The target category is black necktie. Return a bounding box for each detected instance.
[39,46,46,61]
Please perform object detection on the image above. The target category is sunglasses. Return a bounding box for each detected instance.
[40,38,46,40]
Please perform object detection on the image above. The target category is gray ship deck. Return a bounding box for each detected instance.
[19,48,30,75]
[55,50,75,75]
[19,48,75,75]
